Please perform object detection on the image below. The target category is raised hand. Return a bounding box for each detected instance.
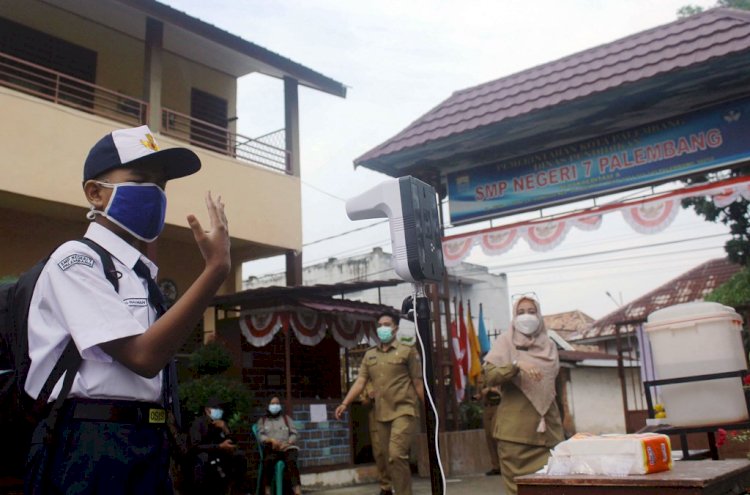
[187,191,231,277]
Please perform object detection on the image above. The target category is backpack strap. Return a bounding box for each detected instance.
[78,238,120,292]
[32,239,119,413]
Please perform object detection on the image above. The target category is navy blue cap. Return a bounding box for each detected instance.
[83,125,201,182]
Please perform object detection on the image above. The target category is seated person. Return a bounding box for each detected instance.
[188,397,247,494]
[256,397,302,495]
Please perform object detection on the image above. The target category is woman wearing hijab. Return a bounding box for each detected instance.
[483,294,564,495]
[256,396,302,495]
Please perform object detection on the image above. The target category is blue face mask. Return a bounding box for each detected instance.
[268,404,282,415]
[87,182,166,242]
[377,325,394,343]
[209,408,223,420]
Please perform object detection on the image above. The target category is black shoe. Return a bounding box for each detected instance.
[486,468,501,476]
[379,490,393,495]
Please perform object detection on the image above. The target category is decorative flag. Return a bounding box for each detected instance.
[458,300,469,382]
[477,303,491,355]
[450,315,465,402]
[466,302,482,386]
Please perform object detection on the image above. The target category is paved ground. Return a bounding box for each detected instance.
[307,473,505,495]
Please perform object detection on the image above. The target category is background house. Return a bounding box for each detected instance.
[569,257,743,432]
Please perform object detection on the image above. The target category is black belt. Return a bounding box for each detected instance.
[65,399,166,425]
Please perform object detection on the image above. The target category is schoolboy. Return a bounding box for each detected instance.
[24,125,231,494]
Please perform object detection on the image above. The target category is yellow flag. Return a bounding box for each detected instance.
[467,303,482,386]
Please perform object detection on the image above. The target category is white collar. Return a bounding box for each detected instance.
[84,222,158,277]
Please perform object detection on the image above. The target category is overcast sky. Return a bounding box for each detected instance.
[163,0,729,320]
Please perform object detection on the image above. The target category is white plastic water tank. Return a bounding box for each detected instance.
[645,301,747,427]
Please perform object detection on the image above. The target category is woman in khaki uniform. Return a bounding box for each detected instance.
[483,294,563,495]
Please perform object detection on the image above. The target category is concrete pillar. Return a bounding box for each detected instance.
[284,76,302,285]
[144,17,163,131]
[284,76,300,176]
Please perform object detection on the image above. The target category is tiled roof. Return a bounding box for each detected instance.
[544,310,595,341]
[581,257,741,340]
[355,8,750,169]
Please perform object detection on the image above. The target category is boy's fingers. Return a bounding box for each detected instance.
[205,191,221,227]
[187,214,204,237]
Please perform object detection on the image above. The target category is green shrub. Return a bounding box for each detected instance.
[179,375,253,426]
[459,400,483,430]
[189,340,233,376]
[180,342,252,429]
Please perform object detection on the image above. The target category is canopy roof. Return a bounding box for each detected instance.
[355,8,750,181]
[212,280,402,311]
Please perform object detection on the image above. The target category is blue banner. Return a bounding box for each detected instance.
[447,97,750,224]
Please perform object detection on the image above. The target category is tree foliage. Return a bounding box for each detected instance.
[678,0,750,265]
[705,266,750,308]
[681,169,750,266]
[679,0,750,16]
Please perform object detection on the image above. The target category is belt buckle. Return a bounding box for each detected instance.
[148,408,166,424]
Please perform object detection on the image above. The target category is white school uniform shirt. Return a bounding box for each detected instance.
[25,222,162,403]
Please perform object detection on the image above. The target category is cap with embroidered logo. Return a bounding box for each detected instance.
[83,125,201,182]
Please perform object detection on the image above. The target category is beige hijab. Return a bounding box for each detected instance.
[485,295,559,432]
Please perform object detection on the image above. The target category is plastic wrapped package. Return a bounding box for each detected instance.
[546,433,672,476]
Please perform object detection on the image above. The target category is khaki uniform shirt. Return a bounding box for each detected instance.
[359,341,422,422]
[483,362,563,448]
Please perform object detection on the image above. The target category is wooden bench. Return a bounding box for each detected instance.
[516,459,750,495]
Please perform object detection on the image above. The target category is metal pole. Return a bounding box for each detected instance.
[415,286,443,495]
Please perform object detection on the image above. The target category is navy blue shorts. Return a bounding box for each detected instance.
[26,401,173,495]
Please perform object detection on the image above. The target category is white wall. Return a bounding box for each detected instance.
[569,367,627,433]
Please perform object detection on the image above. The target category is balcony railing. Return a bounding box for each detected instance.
[0,51,148,126]
[0,50,291,174]
[162,108,289,173]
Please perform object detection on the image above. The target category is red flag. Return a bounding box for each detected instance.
[458,300,469,381]
[450,317,465,402]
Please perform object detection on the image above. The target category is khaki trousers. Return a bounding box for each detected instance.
[368,407,391,490]
[374,415,417,495]
[483,404,500,470]
[497,440,551,495]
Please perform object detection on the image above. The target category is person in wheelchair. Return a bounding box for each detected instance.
[256,397,302,495]
[188,397,247,494]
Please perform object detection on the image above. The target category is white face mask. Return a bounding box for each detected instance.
[514,313,540,335]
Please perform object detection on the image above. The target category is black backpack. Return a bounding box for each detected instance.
[0,238,119,479]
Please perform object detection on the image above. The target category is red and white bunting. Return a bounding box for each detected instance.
[479,229,519,256]
[621,198,679,234]
[239,308,375,348]
[239,310,284,347]
[443,237,475,267]
[522,221,571,252]
[571,214,602,231]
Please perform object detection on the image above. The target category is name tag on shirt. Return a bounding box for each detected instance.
[124,298,148,308]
